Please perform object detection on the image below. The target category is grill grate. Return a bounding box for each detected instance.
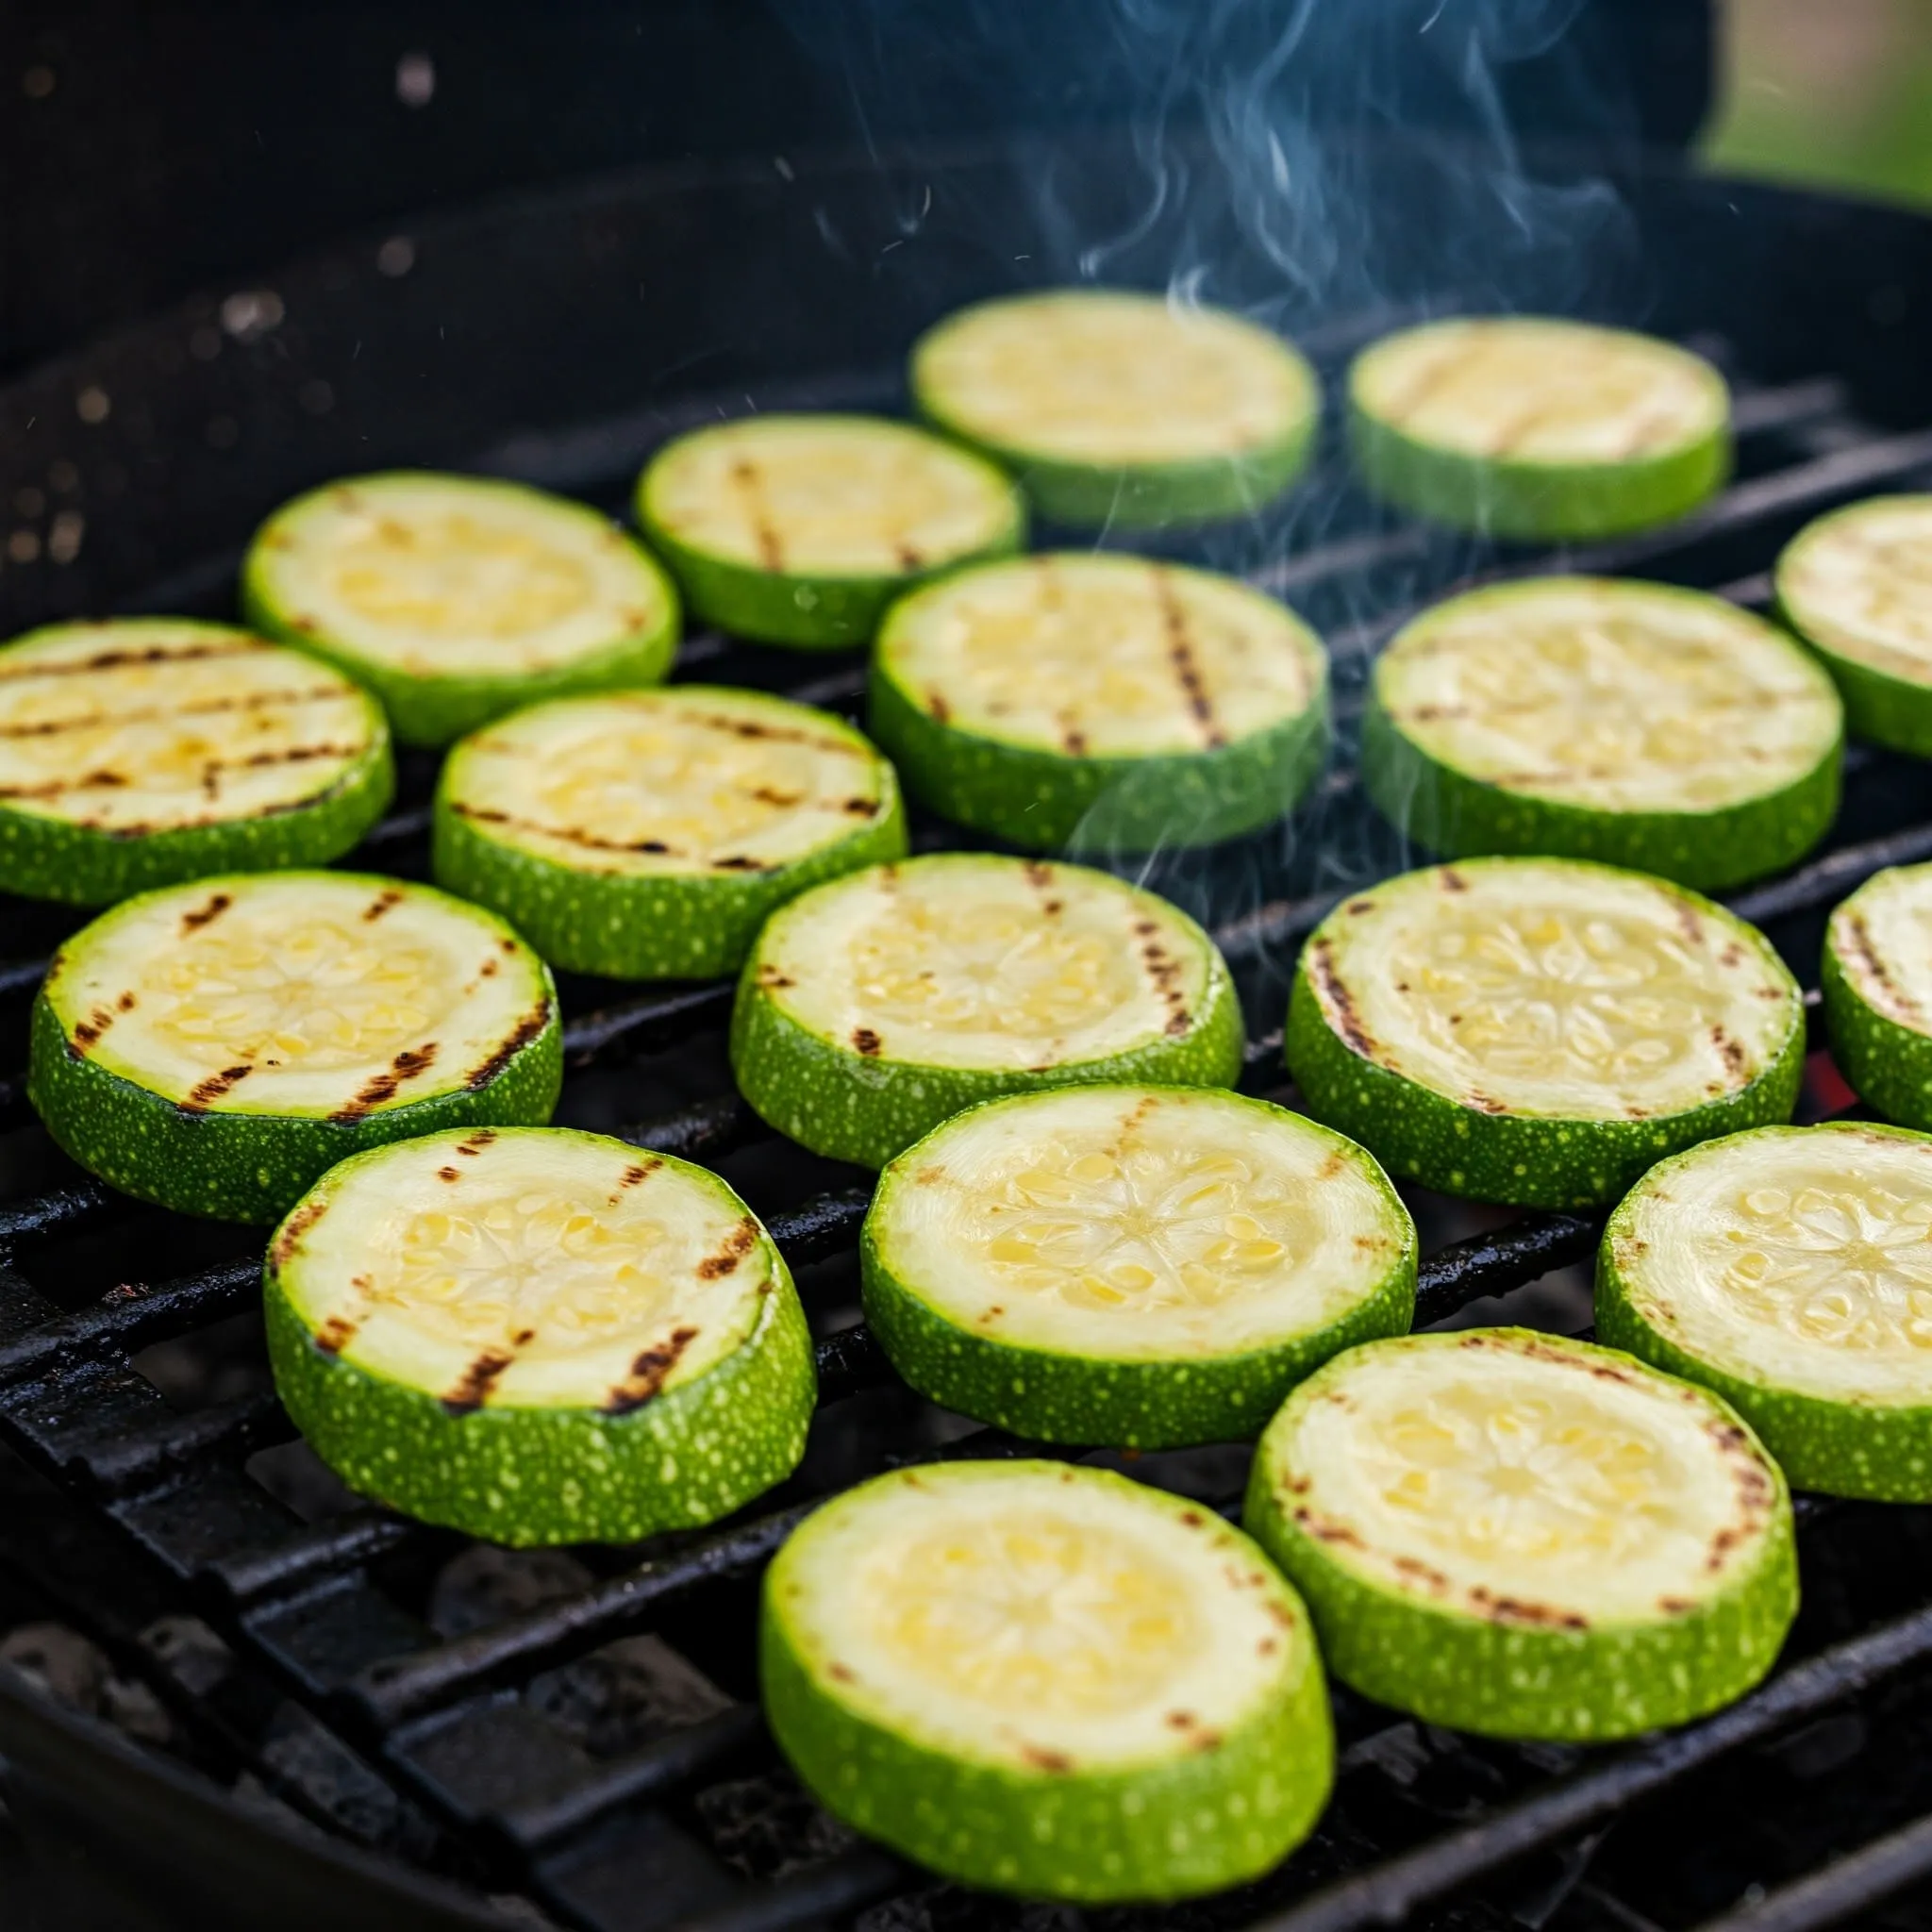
[7,338,1932,1932]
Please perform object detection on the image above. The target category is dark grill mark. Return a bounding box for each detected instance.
[842,796,880,817]
[1307,938,1376,1059]
[729,459,786,571]
[0,768,130,802]
[619,1160,660,1189]
[329,1043,440,1123]
[313,1314,358,1356]
[1163,1009,1192,1036]
[465,1005,551,1091]
[926,691,951,724]
[0,640,258,683]
[437,1166,460,1182]
[851,1027,883,1058]
[1061,726,1089,756]
[180,891,232,935]
[756,967,795,990]
[712,855,768,873]
[748,786,803,808]
[441,1350,514,1416]
[363,889,404,922]
[1711,1024,1748,1082]
[697,1217,761,1279]
[894,541,924,572]
[179,1064,254,1112]
[450,802,685,862]
[1152,568,1227,748]
[1023,861,1054,890]
[116,991,136,1011]
[1468,1587,1589,1630]
[270,1200,327,1270]
[0,682,351,740]
[1837,910,1918,1021]
[71,1006,116,1051]
[456,1128,497,1157]
[605,1324,700,1413]
[1439,866,1469,893]
[1020,1745,1073,1774]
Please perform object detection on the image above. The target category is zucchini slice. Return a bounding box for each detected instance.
[731,854,1245,1169]
[1244,1329,1798,1741]
[266,1126,815,1545]
[0,619,392,905]
[863,1085,1415,1448]
[242,472,680,747]
[1287,858,1805,1208]
[762,1459,1332,1901]
[1362,576,1843,891]
[1822,861,1932,1130]
[1777,494,1932,756]
[1599,1123,1932,1501]
[909,290,1319,528]
[1348,317,1731,539]
[870,553,1330,853]
[434,687,908,980]
[636,415,1023,649]
[29,871,562,1223]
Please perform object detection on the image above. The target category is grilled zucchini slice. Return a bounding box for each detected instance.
[763,1459,1332,1901]
[870,553,1329,853]
[1599,1123,1932,1501]
[1244,1329,1797,1741]
[0,619,391,905]
[636,415,1023,648]
[1777,494,1932,756]
[1822,861,1932,1130]
[909,289,1319,527]
[1362,576,1843,891]
[1349,316,1731,538]
[267,1126,814,1545]
[434,687,907,980]
[731,854,1244,1169]
[1287,858,1805,1208]
[862,1085,1414,1448]
[29,872,561,1222]
[242,472,679,746]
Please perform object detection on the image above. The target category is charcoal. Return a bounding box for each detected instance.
[428,1545,597,1638]
[693,1767,859,1882]
[528,1633,733,1758]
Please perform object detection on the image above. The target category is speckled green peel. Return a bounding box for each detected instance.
[861,1088,1416,1448]
[762,1462,1333,1901]
[1244,1331,1799,1741]
[1822,866,1932,1133]
[1599,1124,1932,1501]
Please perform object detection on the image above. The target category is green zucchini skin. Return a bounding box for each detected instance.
[1359,685,1841,894]
[867,662,1328,855]
[1596,1125,1932,1502]
[1822,918,1932,1133]
[431,758,909,983]
[27,980,563,1225]
[265,1208,814,1548]
[1796,645,1932,759]
[761,1470,1334,1902]
[1346,399,1730,541]
[731,956,1245,1172]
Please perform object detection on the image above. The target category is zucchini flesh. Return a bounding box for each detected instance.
[863,1084,1414,1446]
[762,1459,1332,1900]
[267,1126,815,1544]
[434,687,908,978]
[242,472,679,745]
[1244,1328,1797,1740]
[1288,857,1805,1208]
[910,290,1318,526]
[1823,861,1932,1131]
[1599,1122,1932,1499]
[1777,494,1932,756]
[1364,576,1841,890]
[1348,317,1730,539]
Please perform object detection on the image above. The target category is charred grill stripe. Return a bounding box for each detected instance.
[1151,569,1226,748]
[178,1063,254,1112]
[619,1159,661,1188]
[1838,909,1920,1022]
[728,459,787,571]
[0,641,260,683]
[465,1006,551,1091]
[441,1349,515,1415]
[313,1314,358,1355]
[327,1043,440,1124]
[71,1004,118,1050]
[180,891,232,935]
[605,1324,700,1413]
[851,1026,883,1058]
[0,682,356,739]
[363,888,404,922]
[1308,937,1376,1059]
[697,1216,761,1279]
[455,1128,498,1157]
[270,1199,327,1270]
[449,801,684,860]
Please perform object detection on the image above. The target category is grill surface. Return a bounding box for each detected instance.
[5,138,1932,1932]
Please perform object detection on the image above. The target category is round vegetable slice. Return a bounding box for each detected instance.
[1362,576,1843,891]
[1776,494,1932,756]
[1599,1123,1932,1501]
[29,871,562,1223]
[870,553,1329,853]
[909,290,1319,527]
[731,854,1244,1169]
[1287,858,1805,1208]
[863,1085,1415,1448]
[1822,860,1932,1130]
[1243,1328,1797,1741]
[242,471,680,746]
[434,687,908,980]
[0,619,392,905]
[636,415,1023,649]
[266,1126,814,1545]
[762,1459,1332,1901]
[1348,316,1731,539]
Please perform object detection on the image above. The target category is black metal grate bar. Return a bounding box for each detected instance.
[1689,1810,1932,1932]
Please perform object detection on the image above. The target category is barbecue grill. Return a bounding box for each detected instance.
[7,92,1932,1932]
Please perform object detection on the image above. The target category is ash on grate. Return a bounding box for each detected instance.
[694,1766,859,1882]
[1,1621,172,1744]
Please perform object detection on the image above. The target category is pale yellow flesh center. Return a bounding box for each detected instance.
[1783,498,1932,679]
[1627,1128,1932,1401]
[282,1130,762,1408]
[1281,1339,1769,1621]
[0,628,374,832]
[1355,319,1724,463]
[921,294,1313,465]
[647,421,1013,576]
[1832,869,1932,1035]
[51,875,541,1115]
[758,860,1204,1072]
[883,556,1321,757]
[1379,582,1839,812]
[1315,862,1795,1120]
[257,481,669,674]
[884,1088,1401,1357]
[445,691,889,877]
